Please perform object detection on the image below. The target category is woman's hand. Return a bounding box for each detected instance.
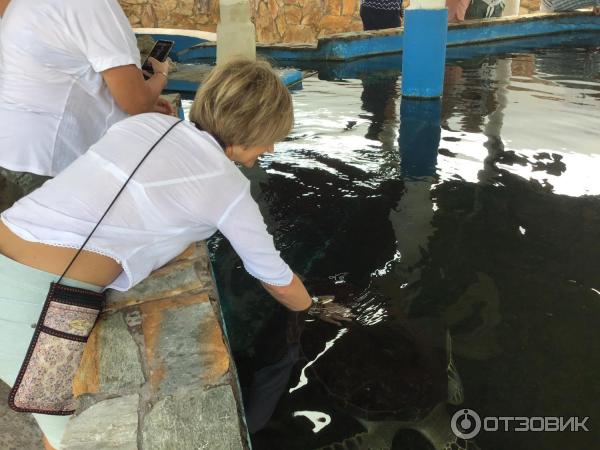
[285,295,354,343]
[144,56,171,80]
[153,96,175,116]
[309,295,355,326]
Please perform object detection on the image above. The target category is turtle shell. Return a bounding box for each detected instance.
[301,317,448,422]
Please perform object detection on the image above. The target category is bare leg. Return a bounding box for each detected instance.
[43,436,56,450]
[0,0,10,17]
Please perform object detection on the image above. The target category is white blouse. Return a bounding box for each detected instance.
[0,0,140,176]
[1,114,293,291]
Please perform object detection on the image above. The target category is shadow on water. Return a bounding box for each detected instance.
[208,34,600,450]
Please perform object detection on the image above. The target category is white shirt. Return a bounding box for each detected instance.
[1,114,293,291]
[0,0,141,177]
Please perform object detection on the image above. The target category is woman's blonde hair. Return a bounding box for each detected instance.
[189,58,294,147]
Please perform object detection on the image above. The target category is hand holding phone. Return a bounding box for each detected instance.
[142,40,174,80]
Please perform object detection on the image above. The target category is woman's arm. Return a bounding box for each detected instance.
[214,184,312,311]
[261,274,313,311]
[66,0,168,115]
[102,58,169,115]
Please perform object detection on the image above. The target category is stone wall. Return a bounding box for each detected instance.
[121,0,220,31]
[519,0,541,13]
[253,0,363,43]
[62,242,248,450]
[119,0,364,43]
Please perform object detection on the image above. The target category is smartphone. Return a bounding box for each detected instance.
[142,40,174,79]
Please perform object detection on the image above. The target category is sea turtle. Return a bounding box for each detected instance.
[297,318,479,450]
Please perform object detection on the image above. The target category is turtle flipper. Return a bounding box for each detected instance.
[316,419,405,450]
[413,403,481,450]
[447,358,464,406]
[315,431,384,450]
[446,331,464,406]
[315,409,482,450]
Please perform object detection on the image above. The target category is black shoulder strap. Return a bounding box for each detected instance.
[57,119,184,284]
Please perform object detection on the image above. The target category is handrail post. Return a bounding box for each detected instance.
[401,0,448,99]
[216,0,256,65]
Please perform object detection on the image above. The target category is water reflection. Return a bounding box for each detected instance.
[360,73,399,149]
[207,38,600,450]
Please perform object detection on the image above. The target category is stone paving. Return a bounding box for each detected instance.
[63,242,248,449]
[169,64,213,84]
[0,242,248,449]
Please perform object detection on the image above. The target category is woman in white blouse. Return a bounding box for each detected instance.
[0,0,171,198]
[0,58,322,450]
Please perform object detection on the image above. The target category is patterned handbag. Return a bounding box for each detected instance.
[8,119,183,415]
[8,283,104,414]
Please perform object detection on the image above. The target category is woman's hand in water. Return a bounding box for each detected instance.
[310,295,355,326]
[286,295,354,343]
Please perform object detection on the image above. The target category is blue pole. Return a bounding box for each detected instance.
[401,5,448,99]
[399,98,441,178]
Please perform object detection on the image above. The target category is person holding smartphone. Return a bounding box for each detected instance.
[0,0,173,206]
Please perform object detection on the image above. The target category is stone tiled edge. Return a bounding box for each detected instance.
[317,27,403,43]
[64,242,249,450]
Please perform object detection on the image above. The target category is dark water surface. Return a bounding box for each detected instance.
[203,36,600,450]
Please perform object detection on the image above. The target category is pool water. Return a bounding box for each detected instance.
[202,35,600,450]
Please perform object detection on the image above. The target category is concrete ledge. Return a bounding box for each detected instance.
[134,28,216,57]
[165,64,304,93]
[134,28,216,42]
